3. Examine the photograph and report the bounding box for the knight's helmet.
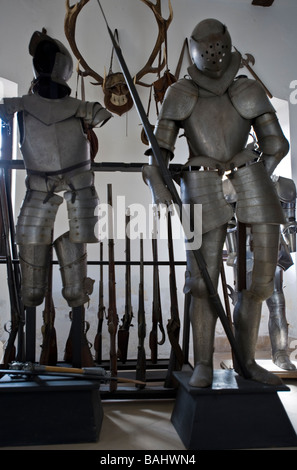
[189,18,232,78]
[29,29,73,94]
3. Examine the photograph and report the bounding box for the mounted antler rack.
[64,0,173,116]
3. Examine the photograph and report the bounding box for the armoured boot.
[267,291,296,371]
[54,231,94,307]
[189,296,217,387]
[18,244,50,306]
[233,289,282,385]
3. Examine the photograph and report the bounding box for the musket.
[149,209,165,364]
[94,241,105,364]
[164,210,184,388]
[107,183,118,391]
[117,209,133,363]
[97,0,250,379]
[135,233,146,388]
[39,235,57,365]
[0,168,24,367]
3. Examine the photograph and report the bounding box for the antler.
[64,0,104,85]
[135,0,173,86]
[64,0,173,87]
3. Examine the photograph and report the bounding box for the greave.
[233,289,282,384]
[18,244,50,306]
[233,289,262,367]
[54,231,94,307]
[189,296,217,387]
[267,291,296,370]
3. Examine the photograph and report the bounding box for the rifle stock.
[107,184,118,391]
[118,209,133,363]
[94,242,105,364]
[64,306,95,367]
[135,234,146,388]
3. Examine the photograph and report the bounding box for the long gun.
[107,183,118,392]
[164,210,184,388]
[0,168,24,367]
[117,209,133,363]
[39,236,57,365]
[135,233,146,388]
[149,210,165,364]
[94,241,105,364]
[97,0,250,379]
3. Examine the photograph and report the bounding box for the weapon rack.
[0,159,200,400]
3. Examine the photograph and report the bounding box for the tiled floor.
[1,353,296,451]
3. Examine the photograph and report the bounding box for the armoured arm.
[143,118,179,205]
[253,112,289,176]
[274,176,297,252]
[76,101,112,128]
[142,78,195,205]
[142,148,172,206]
[0,98,22,123]
[229,77,289,175]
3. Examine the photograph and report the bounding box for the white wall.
[0,0,297,364]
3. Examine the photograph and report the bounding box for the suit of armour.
[143,19,289,387]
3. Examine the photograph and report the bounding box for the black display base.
[0,375,103,447]
[171,369,297,450]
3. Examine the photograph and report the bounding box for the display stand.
[1,160,296,448]
[171,369,297,450]
[0,373,103,446]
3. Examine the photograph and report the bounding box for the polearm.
[1,362,145,386]
[97,0,250,379]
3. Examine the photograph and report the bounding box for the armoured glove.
[142,164,172,206]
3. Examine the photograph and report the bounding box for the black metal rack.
[0,159,191,399]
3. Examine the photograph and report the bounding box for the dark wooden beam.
[252,0,274,6]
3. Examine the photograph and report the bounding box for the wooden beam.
[252,0,274,6]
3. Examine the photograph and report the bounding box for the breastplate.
[20,95,90,173]
[183,91,251,163]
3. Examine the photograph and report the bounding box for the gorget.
[187,50,241,96]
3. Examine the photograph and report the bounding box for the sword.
[96,0,250,380]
